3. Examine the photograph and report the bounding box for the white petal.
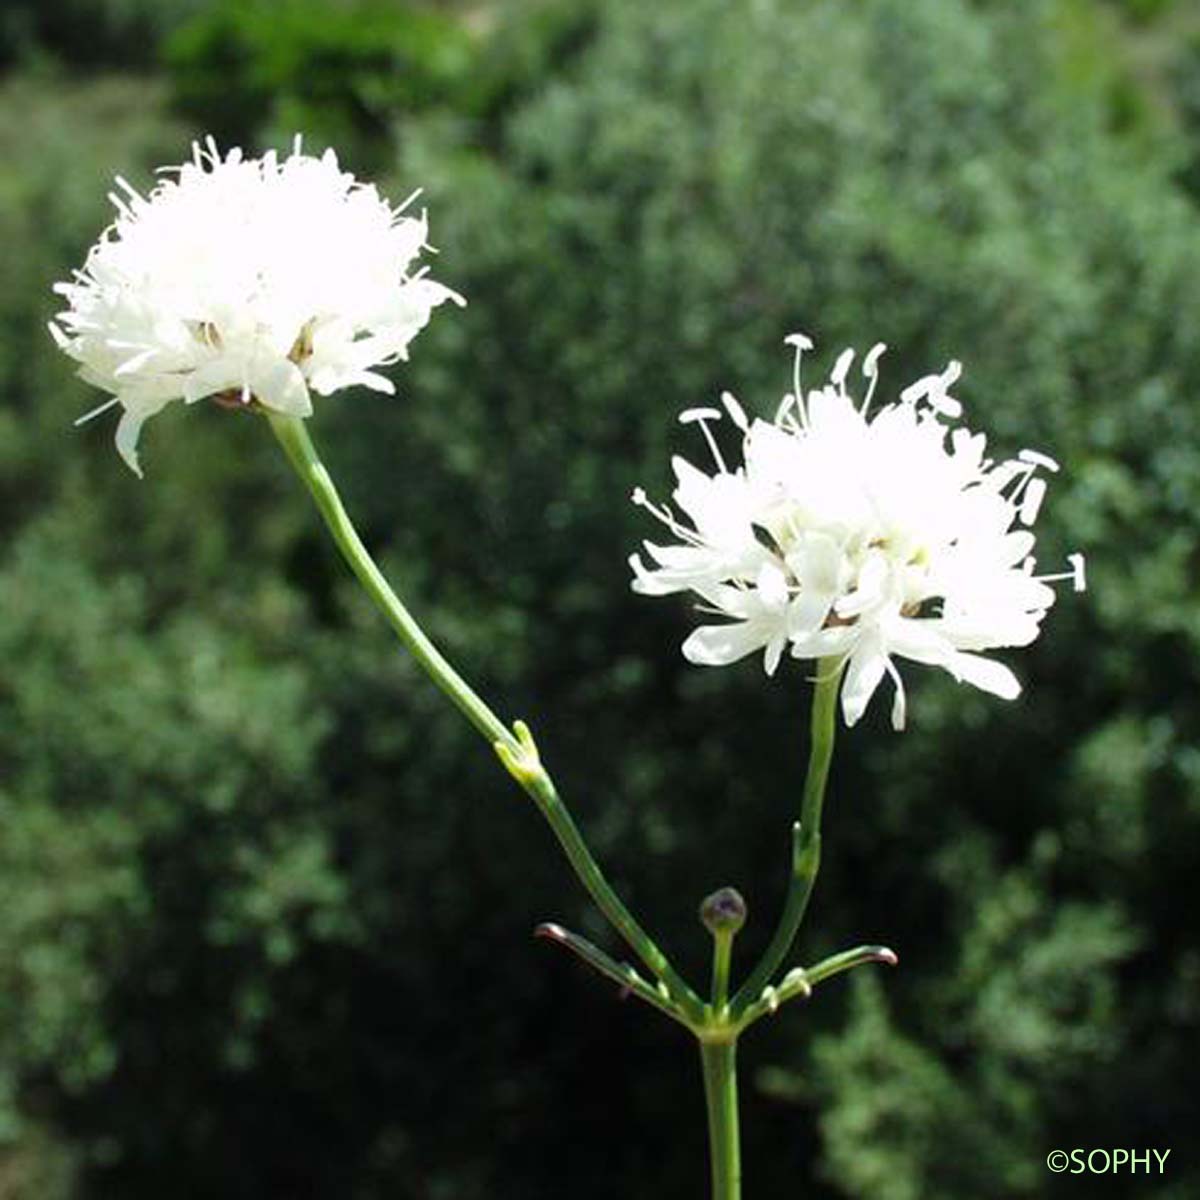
[682,622,772,667]
[1000,531,1036,566]
[250,358,312,417]
[788,587,834,638]
[791,624,857,660]
[756,562,789,609]
[841,642,888,726]
[886,659,907,731]
[887,618,952,666]
[113,396,172,478]
[763,634,786,676]
[115,409,147,478]
[353,370,397,395]
[183,358,242,405]
[948,653,1021,700]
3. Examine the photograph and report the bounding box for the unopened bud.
[699,886,747,937]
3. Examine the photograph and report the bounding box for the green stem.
[711,930,733,1014]
[732,658,842,1013]
[268,412,509,747]
[534,922,694,1026]
[803,943,898,988]
[521,766,705,1020]
[735,944,898,1028]
[700,1039,741,1200]
[267,413,703,1020]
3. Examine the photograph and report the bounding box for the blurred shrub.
[3,0,1200,1198]
[164,0,475,169]
[0,0,204,69]
[1118,0,1178,21]
[163,0,597,172]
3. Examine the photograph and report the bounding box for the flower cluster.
[630,337,1084,729]
[50,137,462,475]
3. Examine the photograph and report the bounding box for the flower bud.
[699,887,747,937]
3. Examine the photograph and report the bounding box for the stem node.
[494,720,543,786]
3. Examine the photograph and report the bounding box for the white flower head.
[50,136,464,476]
[631,336,1086,730]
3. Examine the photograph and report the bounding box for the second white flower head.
[630,337,1085,730]
[51,137,463,475]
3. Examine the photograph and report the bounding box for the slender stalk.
[520,766,705,1020]
[803,943,898,988]
[732,658,842,1012]
[267,413,703,1019]
[268,412,510,747]
[735,945,898,1028]
[534,923,693,1026]
[711,931,733,1014]
[700,1039,741,1200]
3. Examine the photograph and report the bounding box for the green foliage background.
[3,0,1200,1196]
